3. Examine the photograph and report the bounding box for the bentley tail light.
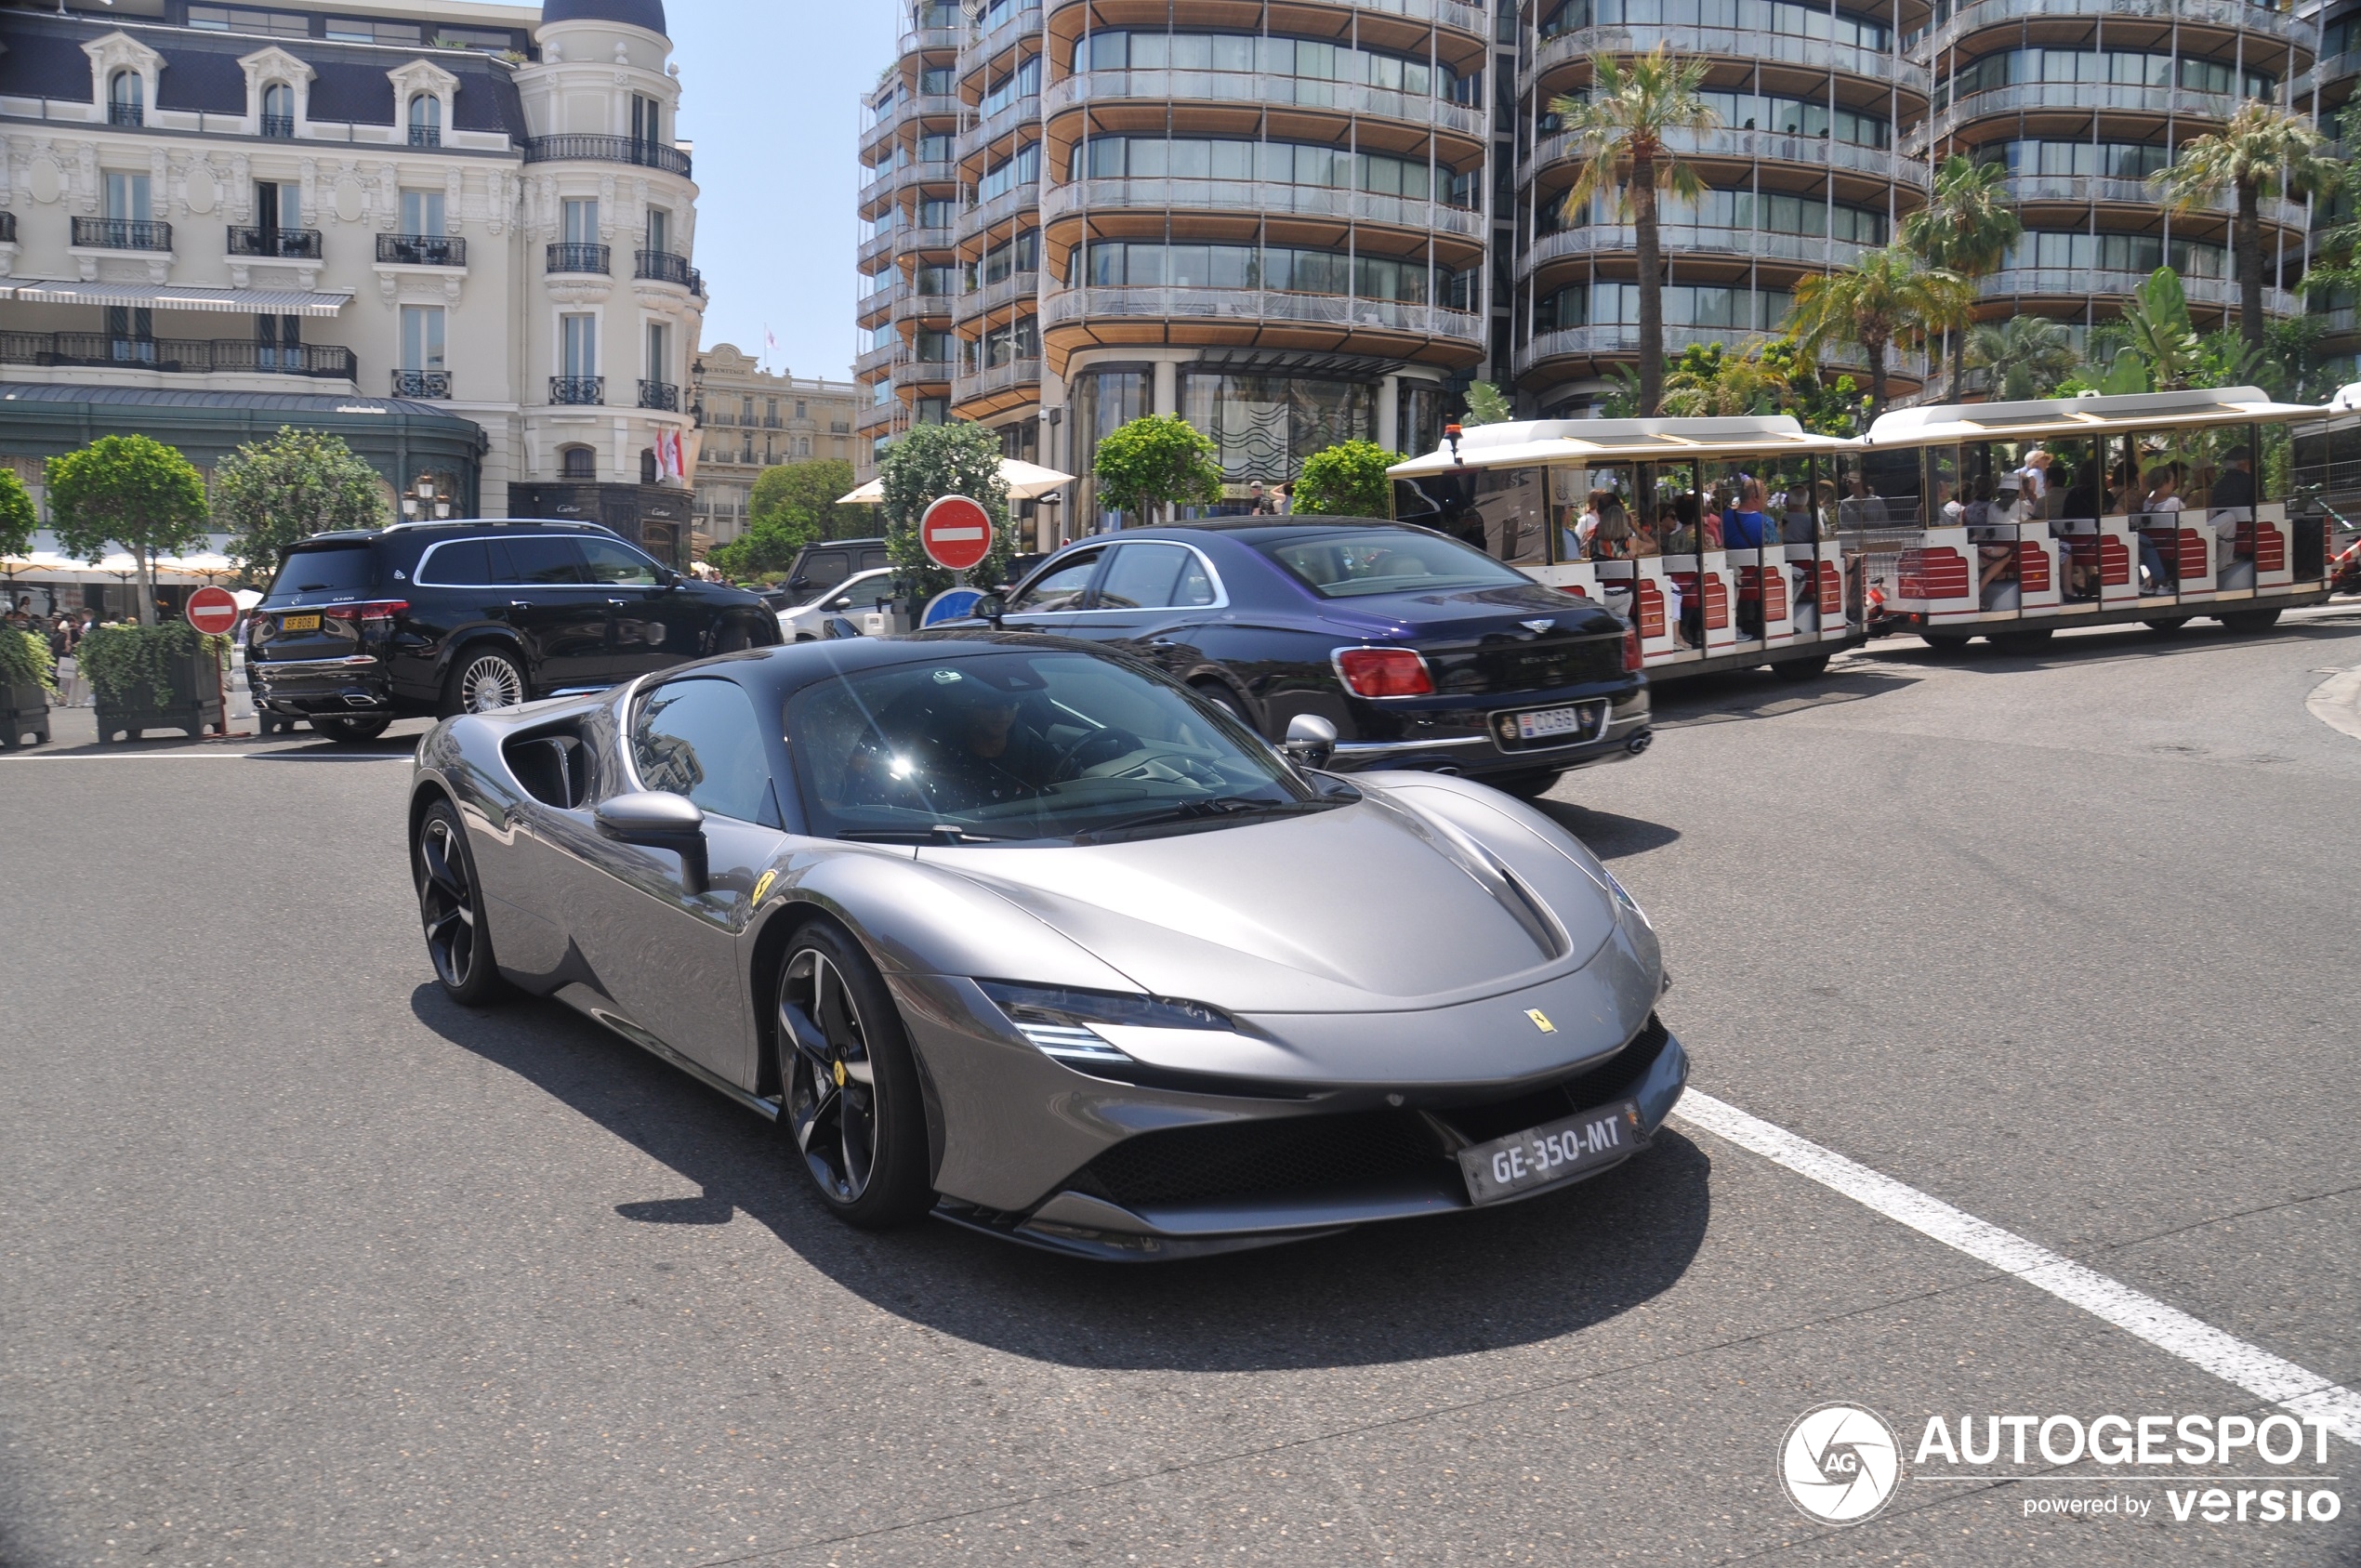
[1333,647,1434,698]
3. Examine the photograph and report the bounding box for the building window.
[798,436,811,457]
[260,83,295,138]
[401,189,446,235]
[562,314,598,377]
[1181,373,1376,484]
[640,448,658,484]
[631,93,664,147]
[741,432,756,463]
[255,312,302,369]
[408,94,442,149]
[562,198,599,246]
[401,305,446,371]
[560,445,596,480]
[190,6,311,37]
[646,207,670,255]
[795,399,807,420]
[646,322,669,385]
[109,72,143,127]
[256,179,300,231]
[104,172,152,224]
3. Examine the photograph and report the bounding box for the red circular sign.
[920,494,995,573]
[186,585,239,636]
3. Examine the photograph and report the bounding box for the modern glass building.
[860,1,2335,535]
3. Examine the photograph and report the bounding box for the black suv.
[250,520,780,741]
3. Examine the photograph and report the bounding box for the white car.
[777,567,898,641]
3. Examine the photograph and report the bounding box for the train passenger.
[2138,467,2183,590]
[1589,498,1635,560]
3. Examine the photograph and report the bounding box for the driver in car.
[885,672,1065,811]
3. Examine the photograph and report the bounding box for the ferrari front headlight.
[977,981,1230,1069]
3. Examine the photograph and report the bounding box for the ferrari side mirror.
[596,791,708,893]
[1281,713,1338,770]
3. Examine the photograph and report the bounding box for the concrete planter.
[92,649,223,744]
[0,679,47,749]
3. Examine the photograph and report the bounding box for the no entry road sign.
[920,494,994,573]
[186,585,239,636]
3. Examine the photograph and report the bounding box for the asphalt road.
[4,611,2359,1567]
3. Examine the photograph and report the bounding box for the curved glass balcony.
[1042,177,1485,239]
[1044,69,1486,141]
[1919,0,2311,60]
[1529,24,1919,95]
[1517,224,1880,281]
[1044,284,1484,346]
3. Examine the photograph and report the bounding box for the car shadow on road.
[412,983,1713,1372]
[1525,800,1681,861]
[1645,665,1921,730]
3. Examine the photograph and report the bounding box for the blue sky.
[671,1,900,386]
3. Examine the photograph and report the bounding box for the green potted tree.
[47,436,222,742]
[877,421,1014,609]
[1092,414,1223,529]
[1290,441,1407,519]
[0,467,45,747]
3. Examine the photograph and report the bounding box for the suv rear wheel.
[442,648,527,717]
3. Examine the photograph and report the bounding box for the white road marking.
[1672,1089,2361,1447]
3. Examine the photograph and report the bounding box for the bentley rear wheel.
[414,800,507,1007]
[775,923,933,1228]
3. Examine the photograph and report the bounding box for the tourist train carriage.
[1859,388,2331,649]
[1390,416,1862,681]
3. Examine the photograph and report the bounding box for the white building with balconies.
[0,0,706,565]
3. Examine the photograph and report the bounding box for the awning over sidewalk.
[0,281,356,318]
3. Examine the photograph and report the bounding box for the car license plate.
[1458,1099,1646,1206]
[281,613,320,632]
[1510,703,1600,743]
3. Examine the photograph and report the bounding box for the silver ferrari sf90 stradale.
[407,633,1686,1259]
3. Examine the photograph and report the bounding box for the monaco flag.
[656,426,685,484]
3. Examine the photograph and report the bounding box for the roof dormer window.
[409,94,442,148]
[109,71,144,127]
[261,83,295,138]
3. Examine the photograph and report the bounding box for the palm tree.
[1548,46,1719,416]
[1965,315,2077,402]
[2153,102,2341,359]
[1784,245,1974,418]
[1899,155,2023,399]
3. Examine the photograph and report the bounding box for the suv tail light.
[323,600,408,628]
[1623,623,1643,673]
[1333,646,1434,698]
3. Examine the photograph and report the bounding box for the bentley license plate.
[1458,1099,1645,1206]
[1511,703,1600,743]
[281,613,320,632]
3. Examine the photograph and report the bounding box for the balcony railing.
[521,135,692,178]
[1528,24,1920,96]
[1045,69,1486,140]
[634,248,695,286]
[955,269,1039,324]
[408,125,441,149]
[1041,177,1484,239]
[261,113,295,138]
[228,225,323,259]
[1513,323,1928,384]
[638,379,680,411]
[392,369,453,399]
[904,358,956,387]
[547,242,612,274]
[1517,223,1880,281]
[1523,126,1920,191]
[549,376,606,405]
[0,331,356,379]
[953,357,1041,404]
[109,101,143,128]
[378,232,467,267]
[1915,0,2310,62]
[72,217,172,252]
[1042,285,1484,344]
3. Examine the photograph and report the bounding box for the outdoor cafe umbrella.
[836,457,1074,506]
[163,550,239,582]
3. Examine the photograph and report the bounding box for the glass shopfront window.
[1180,374,1375,486]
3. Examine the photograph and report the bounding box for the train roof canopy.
[1866,387,2315,447]
[1388,415,1856,477]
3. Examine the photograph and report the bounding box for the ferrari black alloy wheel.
[776,923,932,1227]
[415,800,506,1007]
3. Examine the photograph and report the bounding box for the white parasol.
[837,456,1074,506]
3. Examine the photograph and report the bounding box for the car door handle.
[607,598,629,607]
[508,600,532,613]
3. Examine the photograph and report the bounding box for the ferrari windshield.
[784,649,1327,843]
